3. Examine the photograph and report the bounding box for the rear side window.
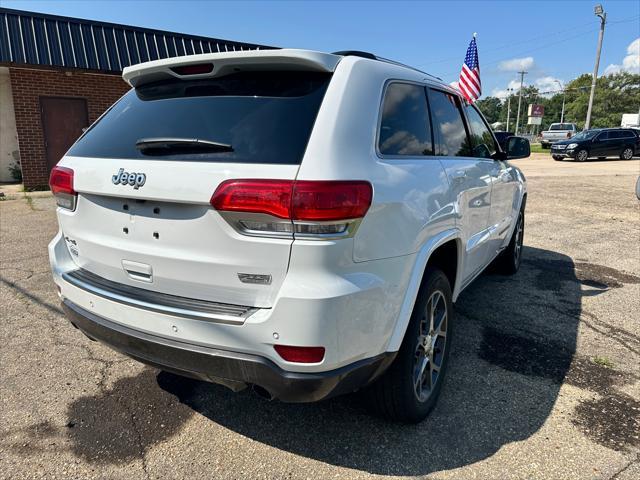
[428,89,472,157]
[550,123,574,131]
[378,83,433,156]
[465,105,497,158]
[607,130,623,139]
[68,71,331,164]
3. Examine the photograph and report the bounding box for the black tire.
[620,146,634,160]
[552,155,563,161]
[367,267,453,423]
[495,208,524,275]
[575,149,589,162]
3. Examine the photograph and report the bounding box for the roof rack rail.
[376,56,443,82]
[332,50,378,60]
[333,50,442,82]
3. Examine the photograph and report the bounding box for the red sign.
[528,104,545,117]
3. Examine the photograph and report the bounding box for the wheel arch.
[385,229,462,352]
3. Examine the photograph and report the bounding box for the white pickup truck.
[540,123,578,148]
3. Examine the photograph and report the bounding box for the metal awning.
[0,7,275,73]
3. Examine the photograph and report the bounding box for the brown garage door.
[41,97,89,172]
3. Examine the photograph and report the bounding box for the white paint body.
[49,49,527,373]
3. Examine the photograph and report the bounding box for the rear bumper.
[62,299,395,402]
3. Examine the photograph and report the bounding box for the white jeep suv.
[49,49,529,423]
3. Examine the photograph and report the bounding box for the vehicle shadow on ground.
[149,245,600,475]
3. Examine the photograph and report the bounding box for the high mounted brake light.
[170,63,214,76]
[210,179,373,238]
[49,166,77,211]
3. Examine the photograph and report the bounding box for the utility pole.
[555,80,566,123]
[505,88,513,131]
[585,4,606,130]
[515,71,527,135]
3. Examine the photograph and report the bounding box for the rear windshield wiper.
[136,137,234,155]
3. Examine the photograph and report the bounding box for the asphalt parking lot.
[1,154,639,479]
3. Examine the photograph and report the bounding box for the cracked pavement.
[0,155,639,479]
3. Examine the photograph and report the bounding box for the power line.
[416,18,600,67]
[429,13,640,79]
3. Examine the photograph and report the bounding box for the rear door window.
[428,89,472,157]
[68,71,331,164]
[378,83,433,156]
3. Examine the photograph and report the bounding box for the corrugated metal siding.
[0,8,273,72]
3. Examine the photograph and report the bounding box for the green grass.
[529,143,548,154]
[23,194,35,211]
[592,356,614,368]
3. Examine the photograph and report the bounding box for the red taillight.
[274,345,325,363]
[210,179,293,219]
[210,179,373,221]
[292,181,372,221]
[49,166,74,195]
[49,166,77,210]
[170,63,214,75]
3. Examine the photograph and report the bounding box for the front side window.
[596,131,610,141]
[465,105,497,159]
[428,89,472,157]
[378,83,433,156]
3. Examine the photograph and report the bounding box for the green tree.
[563,72,639,129]
[475,96,502,124]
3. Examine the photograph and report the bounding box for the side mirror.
[505,136,530,160]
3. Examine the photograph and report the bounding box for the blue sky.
[4,1,640,98]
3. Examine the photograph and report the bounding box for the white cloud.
[498,57,534,71]
[491,76,564,99]
[534,76,564,96]
[604,37,640,75]
[491,80,521,99]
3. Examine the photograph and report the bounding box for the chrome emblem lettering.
[112,168,146,189]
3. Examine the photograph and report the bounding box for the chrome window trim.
[375,79,439,161]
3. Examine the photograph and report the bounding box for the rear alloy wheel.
[367,267,452,423]
[575,149,589,162]
[495,208,524,275]
[621,147,634,160]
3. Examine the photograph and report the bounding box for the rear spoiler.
[122,49,341,88]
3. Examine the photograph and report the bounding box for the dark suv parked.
[551,128,639,161]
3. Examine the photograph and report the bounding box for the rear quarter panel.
[298,58,455,262]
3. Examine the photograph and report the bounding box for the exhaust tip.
[252,384,274,401]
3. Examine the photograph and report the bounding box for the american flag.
[458,36,481,102]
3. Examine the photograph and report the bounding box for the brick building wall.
[9,67,130,188]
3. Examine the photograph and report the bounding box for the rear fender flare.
[385,228,461,352]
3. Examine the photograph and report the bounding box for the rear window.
[68,71,331,164]
[549,123,574,131]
